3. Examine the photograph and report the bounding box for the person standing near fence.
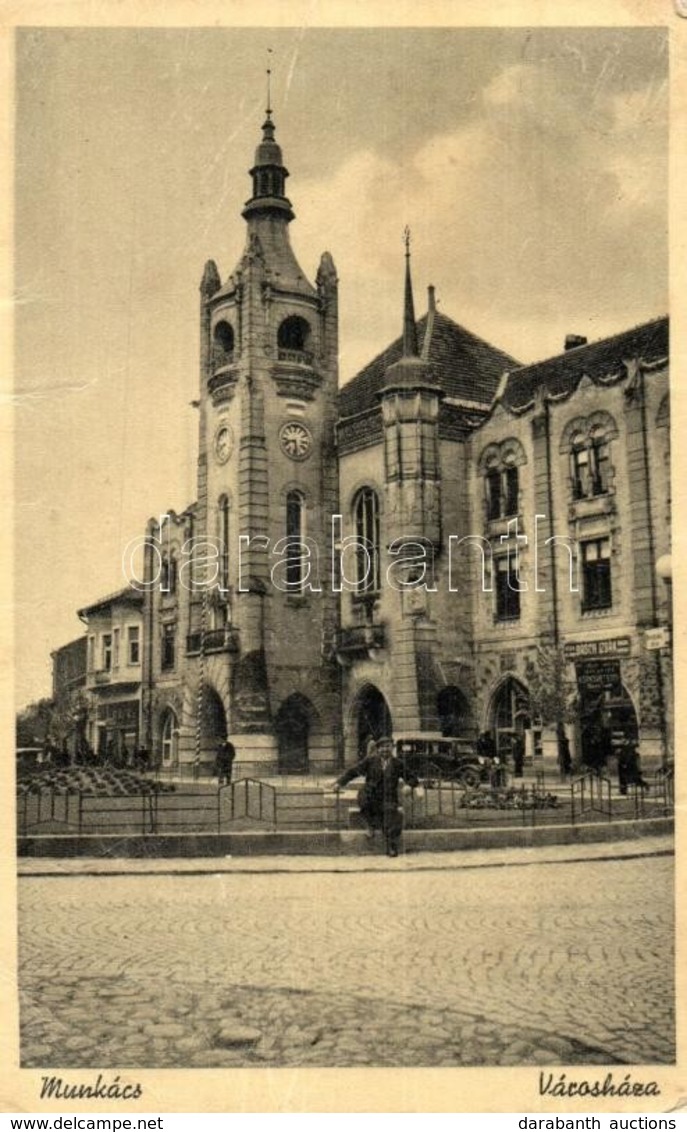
[330,736,419,858]
[215,738,236,786]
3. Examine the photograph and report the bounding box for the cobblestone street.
[18,851,674,1068]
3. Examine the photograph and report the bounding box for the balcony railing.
[277,348,313,366]
[335,623,386,658]
[187,627,240,656]
[94,669,111,684]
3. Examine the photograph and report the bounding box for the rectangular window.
[161,623,176,670]
[494,555,521,621]
[113,628,120,669]
[87,635,95,672]
[128,625,140,666]
[581,538,612,610]
[102,633,112,671]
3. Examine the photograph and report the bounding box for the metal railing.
[18,770,674,839]
[570,771,613,823]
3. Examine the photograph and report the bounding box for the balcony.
[335,623,386,662]
[278,347,313,366]
[93,668,111,684]
[187,627,240,656]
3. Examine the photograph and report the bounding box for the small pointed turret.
[402,227,419,358]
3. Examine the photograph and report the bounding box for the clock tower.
[194,103,341,772]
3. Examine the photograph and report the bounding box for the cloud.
[293,59,667,375]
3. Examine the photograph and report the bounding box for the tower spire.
[266,48,272,118]
[403,226,419,358]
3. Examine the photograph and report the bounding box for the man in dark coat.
[215,738,236,785]
[332,737,419,857]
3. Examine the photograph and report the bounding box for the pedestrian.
[558,731,572,779]
[511,733,525,778]
[215,738,236,786]
[616,737,649,794]
[330,736,419,857]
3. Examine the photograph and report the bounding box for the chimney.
[565,334,587,351]
[428,285,436,312]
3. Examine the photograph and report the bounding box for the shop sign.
[576,659,622,696]
[644,627,669,651]
[564,637,631,660]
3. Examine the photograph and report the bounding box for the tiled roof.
[77,586,144,619]
[338,311,520,419]
[500,317,669,412]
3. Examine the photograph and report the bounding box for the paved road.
[18,853,674,1068]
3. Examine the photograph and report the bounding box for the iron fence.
[17,769,674,839]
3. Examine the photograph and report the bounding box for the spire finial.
[402,226,419,357]
[266,48,273,118]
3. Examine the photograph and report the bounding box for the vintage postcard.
[2,0,685,1116]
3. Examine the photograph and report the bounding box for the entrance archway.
[275,694,313,774]
[489,677,531,757]
[355,685,392,758]
[437,686,471,737]
[199,684,227,764]
[579,682,638,772]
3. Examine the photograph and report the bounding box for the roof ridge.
[508,314,669,377]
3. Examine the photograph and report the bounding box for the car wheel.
[460,766,481,789]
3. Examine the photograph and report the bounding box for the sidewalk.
[18,832,673,877]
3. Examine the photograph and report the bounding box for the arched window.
[160,709,178,766]
[479,440,524,521]
[213,320,234,366]
[218,495,230,593]
[286,490,306,591]
[278,316,312,362]
[561,413,617,500]
[353,487,380,595]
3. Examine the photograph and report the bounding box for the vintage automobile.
[392,733,491,788]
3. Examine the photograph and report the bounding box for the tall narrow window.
[571,437,610,499]
[128,625,140,666]
[485,469,502,520]
[161,623,176,670]
[581,538,612,611]
[102,633,112,672]
[354,487,380,594]
[218,496,230,593]
[494,555,521,621]
[286,490,305,591]
[503,465,519,517]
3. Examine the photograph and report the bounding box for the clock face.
[214,423,234,464]
[279,421,312,461]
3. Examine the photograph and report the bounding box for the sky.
[13,25,668,709]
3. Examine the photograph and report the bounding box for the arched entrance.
[160,708,179,767]
[275,694,313,774]
[489,677,531,757]
[199,685,227,764]
[580,683,638,773]
[437,686,471,737]
[355,685,392,758]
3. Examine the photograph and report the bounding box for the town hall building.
[67,105,672,779]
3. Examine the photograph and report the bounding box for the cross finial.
[404,225,411,257]
[266,48,273,118]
